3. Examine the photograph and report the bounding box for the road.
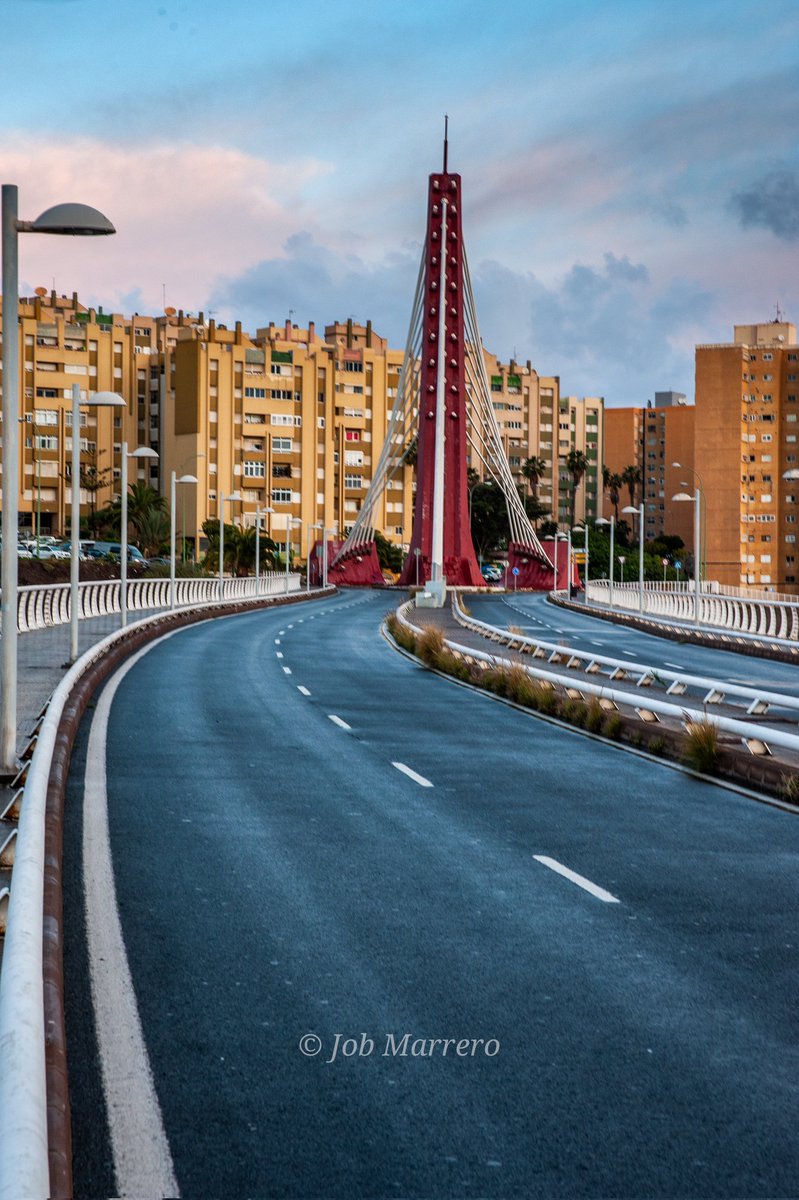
[485,591,799,696]
[63,589,799,1199]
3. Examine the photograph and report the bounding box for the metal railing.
[585,581,799,641]
[7,572,299,634]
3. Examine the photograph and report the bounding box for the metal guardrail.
[586,581,799,641]
[0,575,305,1200]
[8,572,298,633]
[394,599,799,757]
[451,594,799,721]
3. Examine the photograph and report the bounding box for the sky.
[2,0,798,406]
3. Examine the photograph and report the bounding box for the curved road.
[63,590,799,1198]
[485,591,799,696]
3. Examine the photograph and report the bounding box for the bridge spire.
[443,114,448,173]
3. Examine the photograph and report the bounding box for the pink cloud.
[1,135,331,314]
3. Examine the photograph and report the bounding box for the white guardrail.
[586,580,799,642]
[451,594,799,721]
[7,571,298,633]
[0,574,303,1200]
[394,600,799,757]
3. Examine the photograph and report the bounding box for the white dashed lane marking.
[392,762,433,788]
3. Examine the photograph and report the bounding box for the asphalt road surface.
[488,591,799,696]
[63,589,799,1199]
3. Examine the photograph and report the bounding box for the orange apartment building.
[602,392,695,554]
[696,319,799,593]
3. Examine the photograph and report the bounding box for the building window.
[271,388,293,400]
[244,412,265,424]
[272,464,291,478]
[243,461,265,478]
[271,488,292,503]
[271,437,292,452]
[343,360,363,373]
[244,387,266,399]
[344,474,363,489]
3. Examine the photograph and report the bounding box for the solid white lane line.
[664,662,684,670]
[274,639,281,645]
[83,640,180,1199]
[275,651,284,659]
[282,666,292,675]
[297,686,311,696]
[533,856,620,904]
[392,762,434,788]
[328,715,352,731]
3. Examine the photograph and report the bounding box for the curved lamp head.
[671,492,693,502]
[622,505,639,515]
[595,517,611,526]
[28,202,115,236]
[88,390,126,408]
[176,474,198,484]
[783,469,799,481]
[129,446,159,459]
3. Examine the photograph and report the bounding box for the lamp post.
[218,490,241,601]
[121,442,159,628]
[622,502,644,614]
[170,472,198,610]
[177,452,205,562]
[414,546,421,587]
[595,516,615,609]
[573,524,589,602]
[285,515,301,593]
[672,461,705,585]
[618,555,626,585]
[254,506,274,596]
[672,489,701,623]
[1,186,115,774]
[69,388,125,662]
[552,532,567,594]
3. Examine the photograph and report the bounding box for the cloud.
[730,169,799,240]
[209,232,422,340]
[2,134,331,315]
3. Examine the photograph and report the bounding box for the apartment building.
[1,291,602,559]
[556,395,604,528]
[602,393,695,552]
[696,319,799,592]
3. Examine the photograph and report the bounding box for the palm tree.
[622,464,642,510]
[602,466,623,524]
[521,455,547,500]
[135,508,170,559]
[108,481,168,548]
[565,449,589,532]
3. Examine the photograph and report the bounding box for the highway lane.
[483,591,799,696]
[63,589,799,1198]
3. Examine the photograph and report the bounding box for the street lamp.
[618,555,626,585]
[170,472,197,610]
[70,388,125,662]
[552,532,566,594]
[255,505,274,596]
[672,489,701,624]
[178,452,205,562]
[573,524,589,603]
[1,185,115,774]
[218,490,241,600]
[285,515,302,594]
[595,516,615,609]
[622,502,644,614]
[121,442,159,628]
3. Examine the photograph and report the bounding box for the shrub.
[416,626,445,666]
[385,611,417,653]
[778,774,799,805]
[585,699,604,733]
[605,713,623,740]
[649,736,666,757]
[683,719,719,774]
[504,664,539,707]
[532,683,558,715]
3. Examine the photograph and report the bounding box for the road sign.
[675,560,682,569]
[511,567,520,576]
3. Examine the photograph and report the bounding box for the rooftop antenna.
[775,302,783,322]
[443,114,449,173]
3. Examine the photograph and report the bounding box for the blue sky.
[3,0,798,404]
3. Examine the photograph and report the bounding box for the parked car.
[481,564,503,582]
[92,542,147,565]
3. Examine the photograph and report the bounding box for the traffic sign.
[511,567,520,576]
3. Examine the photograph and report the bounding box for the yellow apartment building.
[557,395,604,528]
[696,319,799,593]
[1,290,603,560]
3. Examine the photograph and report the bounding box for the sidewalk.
[11,610,161,759]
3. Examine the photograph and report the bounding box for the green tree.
[79,452,112,539]
[107,481,168,548]
[565,449,589,532]
[135,508,170,558]
[521,455,549,529]
[469,480,509,562]
[374,529,404,573]
[602,466,623,524]
[622,464,642,509]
